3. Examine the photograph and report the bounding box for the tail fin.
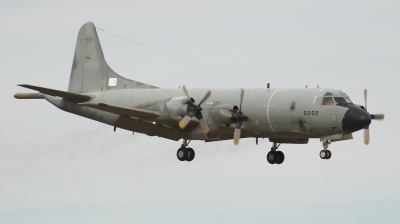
[68,22,158,93]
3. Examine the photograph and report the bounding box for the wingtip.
[234,139,239,145]
[364,140,370,145]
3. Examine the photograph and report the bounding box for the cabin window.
[322,97,334,105]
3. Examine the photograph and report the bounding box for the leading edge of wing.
[79,103,160,119]
[18,84,91,101]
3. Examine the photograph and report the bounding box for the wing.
[79,103,160,119]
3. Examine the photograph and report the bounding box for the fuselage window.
[322,97,334,105]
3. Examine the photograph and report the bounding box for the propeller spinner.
[178,85,211,134]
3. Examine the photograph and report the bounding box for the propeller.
[178,85,211,134]
[363,89,384,145]
[220,89,259,145]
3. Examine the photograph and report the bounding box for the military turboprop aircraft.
[14,22,384,164]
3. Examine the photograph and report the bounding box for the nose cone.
[342,106,371,133]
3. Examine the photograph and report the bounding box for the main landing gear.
[320,140,332,160]
[177,139,195,162]
[267,142,285,164]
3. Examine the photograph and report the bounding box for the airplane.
[14,22,384,164]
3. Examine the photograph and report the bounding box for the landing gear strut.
[177,139,195,162]
[267,142,285,164]
[320,140,332,160]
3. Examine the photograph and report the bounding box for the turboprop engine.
[165,96,191,121]
[209,104,238,128]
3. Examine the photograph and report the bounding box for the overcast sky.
[1,1,400,223]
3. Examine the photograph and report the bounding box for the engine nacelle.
[209,104,238,127]
[165,96,190,121]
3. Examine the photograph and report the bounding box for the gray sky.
[1,1,400,223]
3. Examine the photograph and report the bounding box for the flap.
[18,84,91,101]
[79,103,160,119]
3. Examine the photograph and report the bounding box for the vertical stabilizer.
[68,22,158,93]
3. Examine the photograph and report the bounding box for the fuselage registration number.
[304,111,318,115]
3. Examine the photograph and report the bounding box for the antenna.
[267,83,270,89]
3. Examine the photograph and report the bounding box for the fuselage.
[43,87,370,142]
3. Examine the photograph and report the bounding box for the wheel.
[177,148,188,161]
[320,150,326,159]
[267,151,276,164]
[186,148,195,162]
[326,150,331,159]
[276,151,285,164]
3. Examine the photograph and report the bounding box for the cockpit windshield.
[322,96,353,106]
[334,97,353,105]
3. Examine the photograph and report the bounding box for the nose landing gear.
[267,142,285,164]
[177,140,195,162]
[320,140,332,160]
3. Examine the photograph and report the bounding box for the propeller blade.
[179,115,191,129]
[233,128,241,145]
[364,127,370,145]
[247,117,259,126]
[182,85,190,99]
[220,108,232,118]
[371,113,385,120]
[364,89,368,111]
[198,117,210,134]
[239,89,244,111]
[198,90,212,107]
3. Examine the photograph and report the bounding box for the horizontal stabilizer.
[18,84,91,101]
[79,103,160,119]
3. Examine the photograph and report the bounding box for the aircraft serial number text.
[304,111,318,115]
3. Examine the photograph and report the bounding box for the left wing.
[79,103,160,119]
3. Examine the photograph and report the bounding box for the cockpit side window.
[322,97,334,105]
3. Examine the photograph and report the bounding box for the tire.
[276,151,285,164]
[326,150,331,159]
[267,151,276,164]
[177,148,188,161]
[320,150,326,159]
[186,148,195,162]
